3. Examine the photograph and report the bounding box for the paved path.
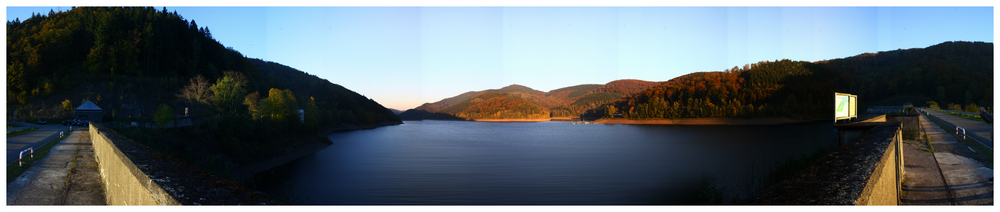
[900,135,950,205]
[919,108,993,149]
[901,113,993,205]
[6,123,73,165]
[7,128,105,205]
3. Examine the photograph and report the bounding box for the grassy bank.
[7,129,72,182]
[6,128,39,138]
[925,108,985,122]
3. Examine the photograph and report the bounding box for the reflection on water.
[254,120,835,205]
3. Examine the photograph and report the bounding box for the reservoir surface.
[256,120,836,204]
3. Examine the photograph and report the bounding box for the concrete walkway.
[901,113,993,205]
[7,128,105,205]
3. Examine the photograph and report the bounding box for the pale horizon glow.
[5,6,994,110]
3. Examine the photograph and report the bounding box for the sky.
[4,4,996,110]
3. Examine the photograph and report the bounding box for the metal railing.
[19,147,33,167]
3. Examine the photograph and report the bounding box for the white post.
[962,128,965,140]
[956,126,967,140]
[18,148,33,167]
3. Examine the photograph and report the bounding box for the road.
[926,108,985,117]
[918,108,993,149]
[6,122,74,165]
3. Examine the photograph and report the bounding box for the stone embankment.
[752,111,993,205]
[752,115,906,205]
[90,123,275,205]
[85,120,403,205]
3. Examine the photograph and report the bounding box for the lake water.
[254,120,837,205]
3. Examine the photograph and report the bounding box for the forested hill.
[7,7,403,182]
[592,79,663,96]
[7,7,399,126]
[410,84,545,113]
[550,79,661,117]
[599,61,835,119]
[403,84,551,120]
[819,41,993,110]
[8,7,264,105]
[400,80,661,120]
[596,41,992,120]
[439,92,550,119]
[249,59,400,125]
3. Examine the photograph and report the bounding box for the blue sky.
[5,6,995,110]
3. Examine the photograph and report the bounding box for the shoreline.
[240,120,403,180]
[471,118,552,122]
[591,117,828,125]
[406,117,830,125]
[324,120,404,133]
[549,117,581,121]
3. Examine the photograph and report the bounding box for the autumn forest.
[403,41,992,121]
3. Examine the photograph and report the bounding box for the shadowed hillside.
[820,41,993,110]
[6,7,401,182]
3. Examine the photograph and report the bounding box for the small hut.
[75,100,103,122]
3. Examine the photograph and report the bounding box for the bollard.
[956,126,966,140]
[19,148,33,167]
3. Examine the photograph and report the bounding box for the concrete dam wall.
[89,123,274,205]
[753,115,909,205]
[90,123,180,205]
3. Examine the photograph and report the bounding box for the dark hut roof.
[76,100,102,111]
